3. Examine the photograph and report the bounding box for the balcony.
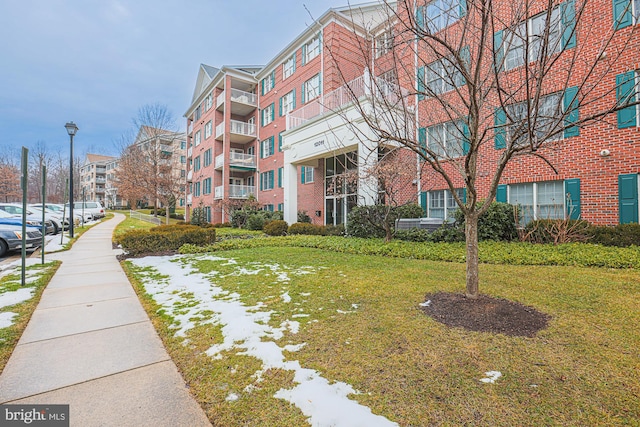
[215,120,257,144]
[186,194,192,205]
[216,88,258,116]
[214,152,257,171]
[187,147,193,157]
[286,73,409,131]
[214,185,256,200]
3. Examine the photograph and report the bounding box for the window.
[417,0,465,33]
[279,90,296,116]
[278,167,284,187]
[204,206,211,222]
[283,53,296,79]
[419,120,467,159]
[616,71,639,128]
[417,48,467,99]
[497,180,579,224]
[180,155,186,164]
[261,103,275,126]
[260,170,275,191]
[301,166,314,183]
[263,204,275,212]
[205,93,213,111]
[278,203,284,211]
[261,136,275,158]
[303,35,320,64]
[376,30,393,57]
[261,70,275,95]
[302,74,321,103]
[180,141,186,150]
[181,169,186,177]
[505,92,562,146]
[203,178,212,195]
[194,181,201,197]
[613,0,640,29]
[204,121,212,139]
[194,105,202,121]
[423,188,465,219]
[194,130,201,146]
[498,0,575,72]
[194,156,201,172]
[203,149,212,167]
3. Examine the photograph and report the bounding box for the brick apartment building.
[80,154,116,205]
[185,0,639,226]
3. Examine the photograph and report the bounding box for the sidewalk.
[0,213,211,426]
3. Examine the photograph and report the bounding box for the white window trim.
[505,180,567,223]
[305,36,320,62]
[283,54,295,80]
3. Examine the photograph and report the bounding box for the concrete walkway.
[0,213,211,426]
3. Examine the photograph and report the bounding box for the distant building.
[79,153,116,204]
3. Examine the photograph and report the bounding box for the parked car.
[0,222,42,257]
[65,201,105,220]
[39,203,92,224]
[28,205,69,232]
[0,204,56,235]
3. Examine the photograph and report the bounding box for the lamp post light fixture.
[65,121,79,237]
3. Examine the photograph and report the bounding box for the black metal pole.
[20,147,28,286]
[41,165,46,264]
[69,133,74,238]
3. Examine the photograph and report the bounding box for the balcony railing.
[216,120,257,139]
[186,194,193,204]
[214,184,256,200]
[230,88,257,105]
[215,152,257,169]
[286,73,409,130]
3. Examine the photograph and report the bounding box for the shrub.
[213,222,232,228]
[395,228,433,242]
[588,223,640,247]
[297,211,312,223]
[264,220,288,236]
[324,224,345,236]
[246,213,266,231]
[288,222,326,235]
[116,224,216,256]
[347,203,423,239]
[190,207,208,226]
[523,219,591,244]
[446,202,518,242]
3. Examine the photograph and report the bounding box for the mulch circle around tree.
[420,292,550,338]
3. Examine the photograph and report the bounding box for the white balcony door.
[230,177,243,186]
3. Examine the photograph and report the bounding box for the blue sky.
[0,0,335,159]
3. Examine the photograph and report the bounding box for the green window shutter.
[616,72,637,128]
[301,83,306,104]
[293,88,297,108]
[279,97,283,116]
[269,136,274,155]
[564,86,580,137]
[261,110,265,127]
[292,51,297,72]
[496,184,507,203]
[416,5,424,29]
[417,67,425,101]
[270,103,275,122]
[278,167,283,187]
[260,173,264,191]
[565,179,581,219]
[301,166,306,184]
[269,171,274,189]
[619,174,639,223]
[462,121,470,154]
[301,44,307,65]
[561,0,576,49]
[261,79,265,96]
[418,127,427,159]
[271,70,276,88]
[459,0,467,17]
[462,188,467,204]
[420,191,427,215]
[494,30,504,72]
[494,108,506,149]
[318,73,322,95]
[278,133,283,151]
[260,140,264,158]
[613,0,632,30]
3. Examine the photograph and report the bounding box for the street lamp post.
[65,121,79,237]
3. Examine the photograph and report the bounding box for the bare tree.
[0,150,21,203]
[116,104,184,224]
[325,0,639,298]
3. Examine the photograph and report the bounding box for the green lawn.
[123,244,640,426]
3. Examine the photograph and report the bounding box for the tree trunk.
[465,212,479,299]
[165,205,170,225]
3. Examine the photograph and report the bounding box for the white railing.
[287,74,408,130]
[229,184,255,199]
[230,88,257,105]
[215,154,224,169]
[187,147,193,157]
[214,186,224,199]
[186,194,192,204]
[216,92,225,108]
[230,152,256,168]
[229,120,256,137]
[129,210,161,225]
[215,122,225,138]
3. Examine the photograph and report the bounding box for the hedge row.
[179,235,640,269]
[116,224,216,256]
